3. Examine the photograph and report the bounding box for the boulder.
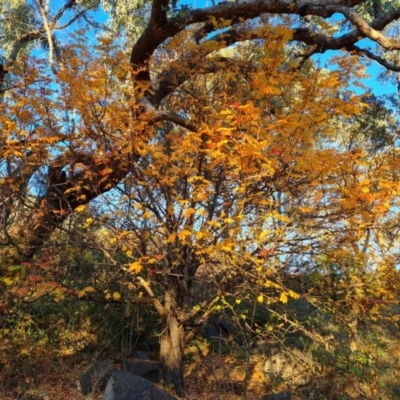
[122,359,161,383]
[80,359,116,395]
[132,350,150,360]
[262,392,291,400]
[200,319,233,340]
[201,324,224,339]
[103,370,175,400]
[262,347,314,387]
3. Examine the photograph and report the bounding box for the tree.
[2,0,400,394]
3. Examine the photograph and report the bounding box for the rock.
[103,370,175,400]
[132,350,150,360]
[262,347,314,387]
[80,359,116,395]
[261,392,291,400]
[201,324,223,339]
[201,319,233,340]
[216,319,233,335]
[122,359,161,383]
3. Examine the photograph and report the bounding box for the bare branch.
[350,45,400,71]
[142,98,199,131]
[53,6,96,31]
[37,0,55,69]
[50,0,78,24]
[184,295,221,344]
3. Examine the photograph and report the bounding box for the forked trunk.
[159,288,184,395]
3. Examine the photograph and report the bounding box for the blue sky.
[314,49,398,97]
[363,63,397,96]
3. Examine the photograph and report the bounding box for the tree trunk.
[159,286,185,395]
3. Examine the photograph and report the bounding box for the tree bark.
[159,285,185,395]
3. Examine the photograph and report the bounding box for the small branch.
[53,7,95,31]
[350,45,400,72]
[184,295,221,343]
[142,98,199,131]
[137,276,156,297]
[51,0,77,24]
[183,294,221,324]
[57,283,165,316]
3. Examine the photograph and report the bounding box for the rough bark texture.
[159,286,185,394]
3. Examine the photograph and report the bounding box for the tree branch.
[350,45,400,71]
[142,98,199,131]
[339,6,400,50]
[184,295,221,343]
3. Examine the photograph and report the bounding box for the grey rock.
[201,324,228,340]
[122,359,161,383]
[132,350,150,360]
[80,359,116,395]
[103,370,175,400]
[216,319,233,335]
[262,392,291,400]
[262,347,314,386]
[201,319,233,340]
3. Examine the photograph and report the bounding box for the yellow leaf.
[129,262,142,274]
[3,277,14,286]
[77,290,86,298]
[143,210,152,219]
[350,341,358,352]
[126,250,133,257]
[279,292,288,304]
[183,208,196,218]
[75,205,86,212]
[259,230,270,241]
[235,299,241,304]
[196,231,204,240]
[178,230,191,241]
[257,295,264,303]
[113,292,121,300]
[167,233,176,243]
[83,286,95,293]
[83,217,93,228]
[221,242,232,252]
